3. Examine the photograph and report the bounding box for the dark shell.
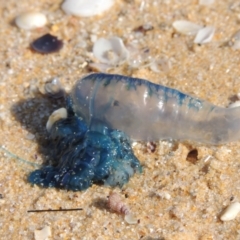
[31,33,63,54]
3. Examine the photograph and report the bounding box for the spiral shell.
[108,192,130,215]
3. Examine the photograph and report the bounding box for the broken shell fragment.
[220,202,240,221]
[62,0,115,17]
[172,20,203,35]
[44,78,65,98]
[34,225,51,240]
[93,37,129,65]
[230,30,240,50]
[199,0,215,5]
[194,26,215,44]
[46,108,68,132]
[228,101,240,108]
[15,12,47,30]
[124,213,138,225]
[31,34,63,54]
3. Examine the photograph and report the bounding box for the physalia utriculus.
[28,73,239,191]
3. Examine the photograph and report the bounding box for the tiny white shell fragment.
[44,78,64,98]
[26,133,35,140]
[172,20,203,35]
[228,101,240,108]
[150,58,170,73]
[62,0,115,17]
[231,30,240,50]
[194,26,215,44]
[199,0,215,5]
[34,225,51,240]
[46,108,68,132]
[220,202,240,221]
[93,37,129,65]
[15,12,47,30]
[124,213,138,224]
[88,62,111,73]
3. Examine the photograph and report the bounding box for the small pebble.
[31,34,63,54]
[220,202,240,221]
[15,12,47,30]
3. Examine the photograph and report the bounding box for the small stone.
[15,12,47,30]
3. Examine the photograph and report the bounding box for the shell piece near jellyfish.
[92,37,129,66]
[46,108,68,132]
[62,0,116,17]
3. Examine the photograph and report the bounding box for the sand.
[1,0,240,239]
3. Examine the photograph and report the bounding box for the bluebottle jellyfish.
[29,73,239,191]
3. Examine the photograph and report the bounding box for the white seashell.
[220,202,240,221]
[194,26,215,44]
[15,12,47,30]
[93,37,129,65]
[231,30,240,50]
[34,225,51,240]
[62,0,115,17]
[46,108,68,132]
[232,41,240,50]
[228,101,240,108]
[124,213,138,224]
[199,0,215,5]
[88,62,111,72]
[44,78,64,98]
[172,20,203,35]
[150,58,171,73]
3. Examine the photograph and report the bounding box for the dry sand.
[0,0,240,239]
